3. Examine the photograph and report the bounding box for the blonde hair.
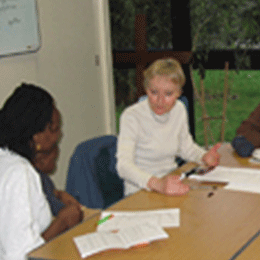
[143,58,186,89]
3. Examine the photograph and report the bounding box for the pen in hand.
[179,167,198,181]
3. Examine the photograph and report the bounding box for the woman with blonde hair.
[117,58,221,196]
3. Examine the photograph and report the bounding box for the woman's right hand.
[148,175,190,196]
[57,204,83,229]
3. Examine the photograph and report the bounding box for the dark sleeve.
[231,135,255,157]
[236,104,260,147]
[39,171,65,216]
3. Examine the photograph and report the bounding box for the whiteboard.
[0,0,40,57]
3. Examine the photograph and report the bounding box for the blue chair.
[66,135,124,209]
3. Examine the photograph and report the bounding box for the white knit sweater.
[116,99,206,196]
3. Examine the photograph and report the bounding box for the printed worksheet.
[190,166,260,193]
[74,223,169,258]
[97,208,180,231]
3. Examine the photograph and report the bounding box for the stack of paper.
[74,223,169,258]
[74,208,180,258]
[190,166,260,193]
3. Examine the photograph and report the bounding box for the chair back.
[66,135,124,209]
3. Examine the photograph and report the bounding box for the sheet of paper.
[225,182,260,193]
[118,223,169,248]
[74,223,169,258]
[249,157,260,164]
[74,231,123,258]
[190,166,260,193]
[97,208,180,231]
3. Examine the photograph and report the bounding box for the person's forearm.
[147,175,190,196]
[237,122,260,147]
[147,176,163,193]
[55,189,80,205]
[117,157,153,190]
[41,217,67,242]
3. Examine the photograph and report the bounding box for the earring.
[36,144,41,151]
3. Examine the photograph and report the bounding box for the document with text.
[97,208,180,231]
[74,223,169,258]
[190,166,260,193]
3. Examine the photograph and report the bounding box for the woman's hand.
[202,143,222,168]
[148,175,190,196]
[42,203,83,241]
[57,204,83,228]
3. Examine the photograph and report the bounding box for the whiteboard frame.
[0,0,41,58]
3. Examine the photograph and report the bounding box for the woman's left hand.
[202,143,222,168]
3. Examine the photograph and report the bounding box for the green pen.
[97,214,114,225]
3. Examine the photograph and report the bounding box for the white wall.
[0,0,116,189]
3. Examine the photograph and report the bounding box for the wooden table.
[235,232,260,260]
[218,144,260,260]
[218,142,260,168]
[28,143,260,260]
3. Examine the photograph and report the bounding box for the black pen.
[180,167,199,181]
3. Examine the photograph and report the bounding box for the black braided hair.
[0,83,54,161]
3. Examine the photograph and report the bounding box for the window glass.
[190,0,260,51]
[109,0,173,51]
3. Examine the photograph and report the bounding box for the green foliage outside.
[109,0,173,108]
[193,69,260,146]
[188,0,260,146]
[190,0,260,52]
[109,0,172,50]
[111,0,260,146]
[190,0,260,82]
[116,69,260,147]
